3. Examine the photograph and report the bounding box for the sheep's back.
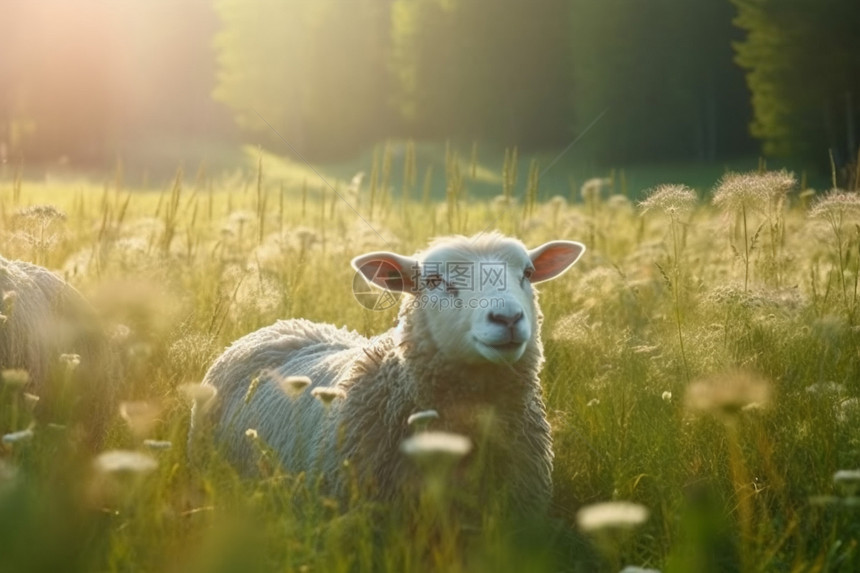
[0,256,118,445]
[201,318,369,474]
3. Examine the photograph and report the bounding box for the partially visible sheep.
[195,232,585,514]
[0,256,119,446]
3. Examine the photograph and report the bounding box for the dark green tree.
[732,0,860,166]
[391,0,573,148]
[570,0,752,165]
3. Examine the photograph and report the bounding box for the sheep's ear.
[528,241,585,283]
[351,251,419,293]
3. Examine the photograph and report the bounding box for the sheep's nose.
[488,309,524,328]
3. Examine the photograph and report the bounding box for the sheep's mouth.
[474,337,526,355]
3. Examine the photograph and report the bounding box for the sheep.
[0,255,118,447]
[195,232,585,514]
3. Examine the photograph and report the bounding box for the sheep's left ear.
[351,251,420,293]
[528,241,586,283]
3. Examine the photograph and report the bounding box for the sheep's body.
[0,256,117,445]
[198,233,584,513]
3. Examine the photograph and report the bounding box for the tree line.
[1,0,857,173]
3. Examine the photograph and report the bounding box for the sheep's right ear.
[351,252,419,293]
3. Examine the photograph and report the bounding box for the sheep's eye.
[523,267,535,281]
[425,274,443,290]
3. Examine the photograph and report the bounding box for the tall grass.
[1,151,860,572]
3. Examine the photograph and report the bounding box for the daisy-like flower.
[1,369,30,389]
[93,450,158,475]
[142,440,172,451]
[119,401,161,438]
[661,391,672,403]
[245,428,259,440]
[684,370,771,421]
[2,428,34,444]
[834,469,860,496]
[407,409,439,431]
[576,501,650,533]
[639,184,697,218]
[400,431,472,469]
[311,386,346,407]
[277,375,312,399]
[178,382,217,405]
[59,353,81,371]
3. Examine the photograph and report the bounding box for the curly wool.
[0,256,118,446]
[199,318,552,514]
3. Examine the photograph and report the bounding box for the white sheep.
[195,232,585,514]
[0,256,118,446]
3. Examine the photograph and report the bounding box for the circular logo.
[352,259,402,311]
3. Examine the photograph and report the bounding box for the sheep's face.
[352,234,585,365]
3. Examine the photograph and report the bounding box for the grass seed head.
[639,184,697,218]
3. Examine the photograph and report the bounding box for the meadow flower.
[245,428,258,440]
[22,393,40,411]
[808,190,860,222]
[638,184,697,218]
[1,368,30,389]
[59,353,81,371]
[661,391,672,402]
[2,428,34,444]
[142,439,172,451]
[805,382,845,396]
[14,204,68,223]
[407,409,439,431]
[93,450,158,475]
[311,386,346,407]
[277,375,312,399]
[587,398,600,407]
[581,177,610,202]
[576,501,650,532]
[833,469,860,496]
[684,370,771,420]
[400,431,472,468]
[619,567,661,573]
[712,172,768,214]
[119,401,161,438]
[178,382,217,405]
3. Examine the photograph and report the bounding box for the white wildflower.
[118,401,161,438]
[400,431,472,468]
[1,368,30,389]
[407,409,439,431]
[142,440,172,451]
[311,386,346,407]
[834,470,860,496]
[93,450,158,475]
[2,428,34,444]
[576,501,650,532]
[277,375,312,399]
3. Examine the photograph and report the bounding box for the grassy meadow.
[1,146,860,573]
